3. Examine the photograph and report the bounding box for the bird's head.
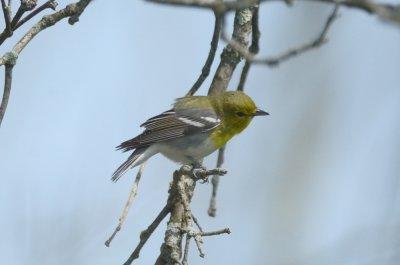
[218,91,268,133]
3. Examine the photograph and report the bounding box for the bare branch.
[208,146,225,217]
[0,0,12,37]
[185,227,231,258]
[146,0,400,26]
[0,59,14,127]
[191,213,203,232]
[146,0,260,12]
[10,0,38,29]
[123,204,171,265]
[253,4,339,66]
[105,163,146,247]
[14,0,58,30]
[312,0,400,25]
[0,0,92,127]
[186,12,222,96]
[220,4,339,67]
[192,233,205,258]
[201,228,231,237]
[12,0,91,55]
[0,0,91,63]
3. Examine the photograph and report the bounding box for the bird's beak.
[253,108,269,116]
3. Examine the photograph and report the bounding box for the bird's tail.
[111,146,156,182]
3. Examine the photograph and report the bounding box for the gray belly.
[154,133,217,164]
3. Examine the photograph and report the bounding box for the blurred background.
[1,0,400,264]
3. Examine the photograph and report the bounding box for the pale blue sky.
[1,1,400,265]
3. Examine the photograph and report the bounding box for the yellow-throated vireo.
[112,91,268,181]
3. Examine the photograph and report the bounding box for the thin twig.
[193,233,205,258]
[191,213,203,232]
[221,4,340,67]
[105,163,146,247]
[0,63,14,127]
[208,146,225,217]
[253,4,340,66]
[237,4,260,91]
[13,0,58,30]
[185,227,231,258]
[186,12,221,96]
[123,204,170,265]
[146,0,261,12]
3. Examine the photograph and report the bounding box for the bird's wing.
[117,108,220,152]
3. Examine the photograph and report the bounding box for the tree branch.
[152,166,228,265]
[154,166,196,265]
[123,204,171,265]
[310,0,400,25]
[209,6,254,94]
[237,4,260,91]
[146,0,400,26]
[220,4,339,67]
[0,0,12,39]
[207,146,225,217]
[0,0,92,127]
[105,163,146,247]
[252,4,340,67]
[186,12,221,96]
[0,60,14,127]
[13,0,58,30]
[10,0,38,29]
[146,0,260,12]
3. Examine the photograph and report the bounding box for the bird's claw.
[192,167,207,182]
[192,167,227,183]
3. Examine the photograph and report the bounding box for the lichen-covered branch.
[150,166,227,265]
[208,6,254,94]
[237,4,260,91]
[155,166,196,265]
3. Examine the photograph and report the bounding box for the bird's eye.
[236,111,245,117]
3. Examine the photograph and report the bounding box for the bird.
[111,90,268,182]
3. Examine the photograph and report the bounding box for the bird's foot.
[192,167,227,183]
